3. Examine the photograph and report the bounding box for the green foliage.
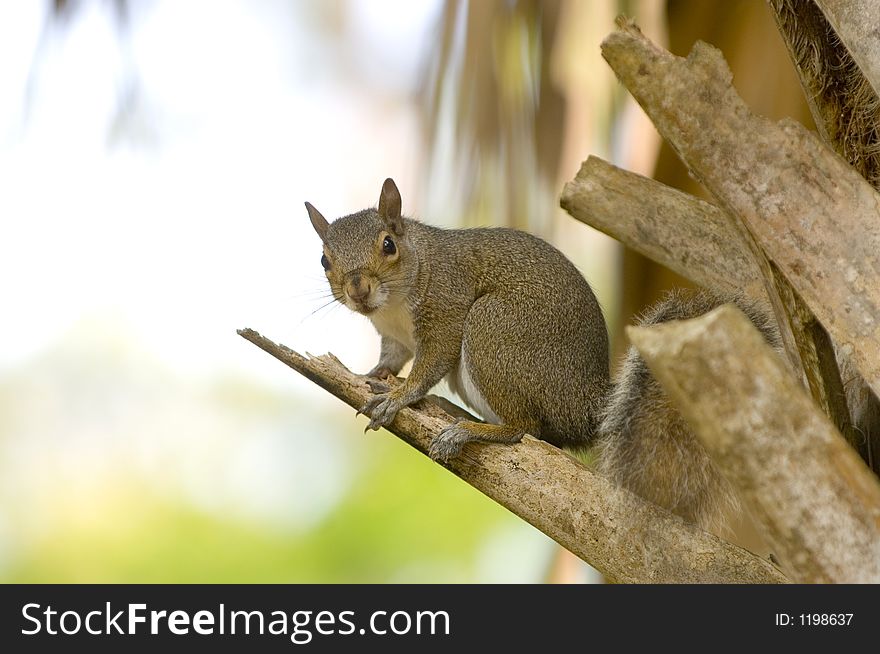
[3,422,545,583]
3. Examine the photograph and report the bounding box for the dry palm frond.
[769,0,880,187]
[420,0,566,235]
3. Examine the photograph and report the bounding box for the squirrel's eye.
[320,254,330,271]
[382,236,396,256]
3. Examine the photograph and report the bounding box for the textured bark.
[560,156,765,302]
[601,20,861,438]
[814,0,880,98]
[628,306,880,583]
[767,0,880,470]
[562,155,866,455]
[766,261,855,446]
[613,0,814,361]
[237,327,787,584]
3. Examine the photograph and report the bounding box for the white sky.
[0,0,440,388]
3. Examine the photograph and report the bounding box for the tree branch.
[767,0,880,470]
[561,154,876,461]
[601,19,857,443]
[560,155,766,302]
[628,305,880,583]
[237,327,787,584]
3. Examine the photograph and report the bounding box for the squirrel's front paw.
[429,420,473,463]
[360,393,403,431]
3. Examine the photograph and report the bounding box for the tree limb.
[560,155,766,302]
[237,327,787,584]
[628,305,880,583]
[767,0,880,470]
[601,19,857,442]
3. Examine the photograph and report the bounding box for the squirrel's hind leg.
[429,420,534,463]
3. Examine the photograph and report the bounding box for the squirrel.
[304,177,781,531]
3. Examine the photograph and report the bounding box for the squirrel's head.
[305,178,413,316]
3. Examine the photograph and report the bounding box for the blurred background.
[0,0,810,582]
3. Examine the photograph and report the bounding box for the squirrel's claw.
[357,378,393,419]
[359,393,401,431]
[429,420,471,463]
[359,393,385,414]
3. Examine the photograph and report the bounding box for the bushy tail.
[594,289,780,532]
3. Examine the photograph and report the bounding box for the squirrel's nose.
[346,274,373,303]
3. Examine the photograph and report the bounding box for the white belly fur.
[448,348,501,424]
[368,301,416,352]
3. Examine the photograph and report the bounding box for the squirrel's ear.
[305,202,329,242]
[378,178,404,235]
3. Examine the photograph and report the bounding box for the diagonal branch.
[237,327,787,584]
[628,305,880,583]
[767,0,880,472]
[560,156,766,302]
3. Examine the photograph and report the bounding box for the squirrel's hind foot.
[429,420,529,463]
